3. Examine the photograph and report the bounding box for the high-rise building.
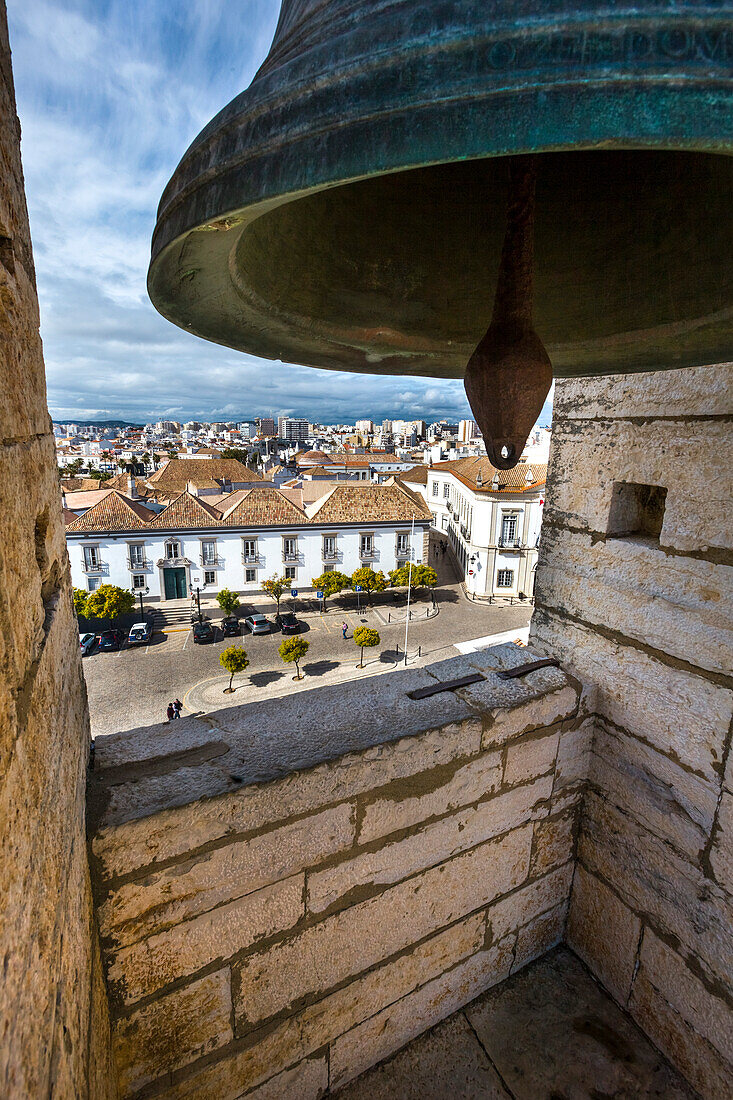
[257,417,276,436]
[458,419,479,442]
[278,416,309,442]
[355,419,374,433]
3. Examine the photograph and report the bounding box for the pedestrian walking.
[342,621,348,639]
[166,702,175,723]
[441,541,446,556]
[173,698,183,719]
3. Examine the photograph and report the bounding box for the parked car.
[275,612,300,635]
[79,632,96,656]
[221,616,241,637]
[244,614,270,635]
[192,620,216,644]
[128,621,152,645]
[98,628,124,651]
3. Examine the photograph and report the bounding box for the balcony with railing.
[126,556,152,572]
[282,549,300,562]
[199,554,224,568]
[497,537,522,549]
[241,550,261,564]
[322,547,339,563]
[81,557,106,574]
[359,545,377,560]
[395,544,414,559]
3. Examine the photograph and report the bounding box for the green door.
[163,567,187,600]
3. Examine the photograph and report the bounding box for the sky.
[8,0,553,427]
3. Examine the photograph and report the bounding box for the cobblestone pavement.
[83,535,532,738]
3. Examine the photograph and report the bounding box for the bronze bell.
[148,2,733,468]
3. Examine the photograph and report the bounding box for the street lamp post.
[403,514,415,667]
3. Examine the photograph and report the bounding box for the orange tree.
[353,626,380,668]
[262,574,288,614]
[279,635,309,680]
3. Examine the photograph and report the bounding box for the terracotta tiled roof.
[66,492,156,532]
[63,489,115,511]
[194,447,223,456]
[60,477,103,492]
[62,508,78,526]
[103,473,153,498]
[399,465,428,485]
[296,449,332,466]
[148,491,223,529]
[220,487,309,526]
[432,457,547,493]
[145,458,260,492]
[308,481,431,524]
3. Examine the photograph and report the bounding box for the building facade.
[405,458,546,599]
[66,483,431,600]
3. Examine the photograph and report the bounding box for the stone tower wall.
[0,7,116,1096]
[530,364,733,1098]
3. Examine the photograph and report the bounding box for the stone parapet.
[532,363,733,1100]
[88,643,583,1097]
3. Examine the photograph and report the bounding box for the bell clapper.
[464,154,553,470]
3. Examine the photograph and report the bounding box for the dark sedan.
[192,620,216,644]
[98,628,124,651]
[221,616,241,637]
[275,612,301,634]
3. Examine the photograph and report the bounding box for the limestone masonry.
[0,6,116,1095]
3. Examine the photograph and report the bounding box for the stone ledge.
[89,643,577,839]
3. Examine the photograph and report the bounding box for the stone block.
[235,912,485,1048]
[92,717,481,881]
[513,903,567,973]
[487,863,573,944]
[530,612,732,787]
[579,794,733,989]
[237,825,531,1027]
[530,810,575,878]
[112,970,232,1095]
[542,416,732,552]
[637,929,733,1065]
[482,687,579,751]
[358,750,502,844]
[237,1057,327,1100]
[566,865,641,1005]
[503,730,560,787]
[536,525,733,676]
[709,790,733,895]
[553,364,733,420]
[630,969,732,1100]
[308,777,551,916]
[589,723,717,858]
[329,936,515,1091]
[99,804,353,950]
[108,874,303,1007]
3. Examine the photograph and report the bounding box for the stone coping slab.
[88,643,573,834]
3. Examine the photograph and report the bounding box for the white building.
[458,419,479,443]
[66,482,431,601]
[277,417,309,442]
[402,457,546,599]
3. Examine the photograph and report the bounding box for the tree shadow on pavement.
[379,649,401,664]
[303,660,339,676]
[249,670,284,688]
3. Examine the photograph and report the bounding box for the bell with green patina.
[148,2,733,467]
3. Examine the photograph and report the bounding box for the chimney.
[127,475,138,499]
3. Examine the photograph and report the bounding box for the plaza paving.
[83,542,532,737]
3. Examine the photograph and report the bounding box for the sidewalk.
[181,621,532,717]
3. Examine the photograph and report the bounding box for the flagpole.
[403,513,415,667]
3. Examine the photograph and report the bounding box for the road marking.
[182,629,191,651]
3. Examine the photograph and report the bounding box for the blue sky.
[8,1,553,426]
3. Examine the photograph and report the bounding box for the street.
[83,543,533,738]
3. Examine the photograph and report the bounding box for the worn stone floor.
[336,948,698,1099]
